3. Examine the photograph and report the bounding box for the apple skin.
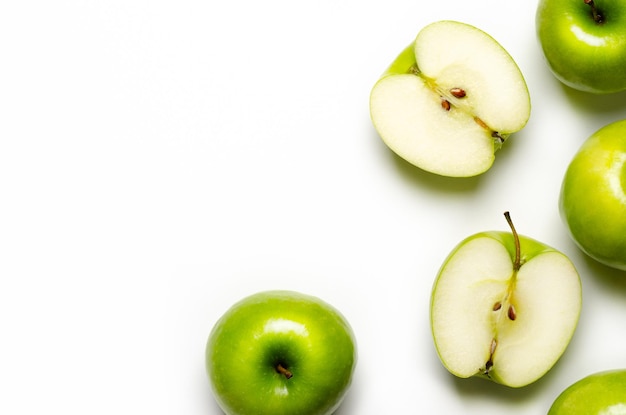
[548,370,626,414]
[536,0,626,93]
[205,290,357,415]
[379,43,415,79]
[560,119,626,271]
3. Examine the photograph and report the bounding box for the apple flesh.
[548,370,626,414]
[560,119,626,271]
[430,213,582,388]
[536,0,626,93]
[370,20,530,177]
[206,290,357,415]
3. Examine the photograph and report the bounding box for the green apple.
[369,20,530,177]
[205,290,357,415]
[560,119,626,271]
[548,370,626,414]
[430,212,582,388]
[536,0,626,93]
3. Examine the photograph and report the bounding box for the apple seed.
[484,360,493,375]
[493,301,502,311]
[441,98,451,111]
[484,338,497,375]
[508,305,517,321]
[450,87,466,98]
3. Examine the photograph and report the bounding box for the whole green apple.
[205,290,357,415]
[560,119,626,271]
[430,212,581,388]
[548,370,626,414]
[536,0,626,93]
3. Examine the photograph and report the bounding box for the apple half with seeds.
[430,212,582,388]
[370,20,531,177]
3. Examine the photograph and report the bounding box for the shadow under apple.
[386,130,523,195]
[561,84,626,118]
[331,381,360,415]
[448,354,564,404]
[579,251,626,294]
[207,397,224,414]
[389,151,481,194]
[366,114,526,195]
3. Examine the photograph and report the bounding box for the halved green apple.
[430,212,582,387]
[370,20,531,177]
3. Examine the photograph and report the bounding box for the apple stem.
[504,211,521,271]
[276,363,293,379]
[584,0,604,23]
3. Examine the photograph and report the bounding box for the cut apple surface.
[430,213,581,388]
[370,20,530,177]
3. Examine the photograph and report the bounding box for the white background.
[1,0,626,413]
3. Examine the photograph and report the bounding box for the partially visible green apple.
[548,370,626,414]
[536,0,626,93]
[430,212,582,388]
[369,20,530,177]
[206,290,357,415]
[560,119,626,271]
